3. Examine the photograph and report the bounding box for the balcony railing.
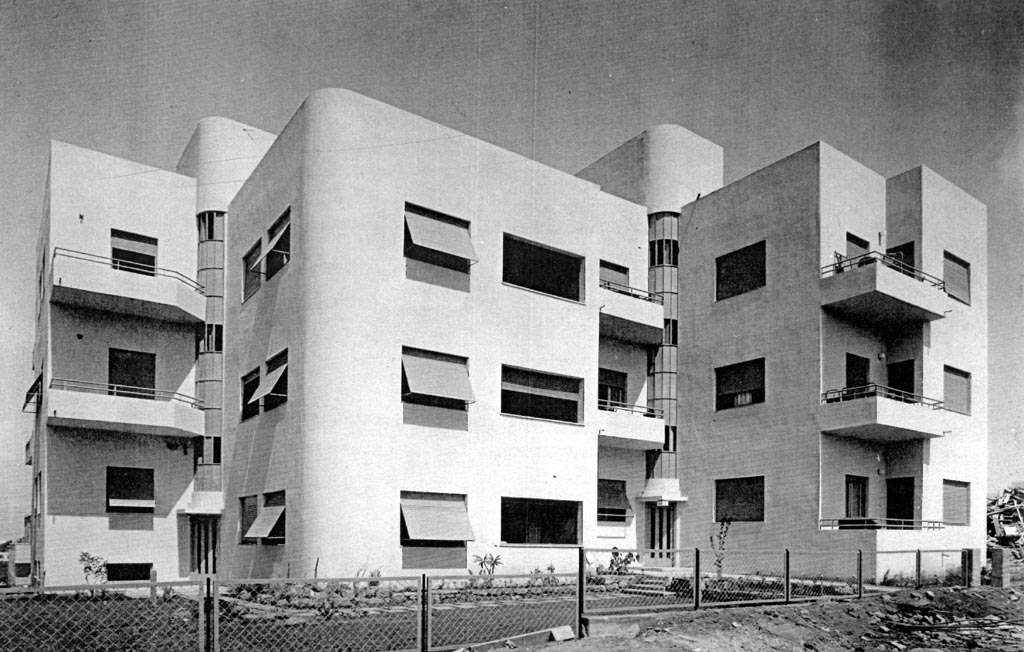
[819,518,946,531]
[820,251,945,290]
[49,378,204,410]
[53,247,204,293]
[821,383,943,410]
[597,398,664,418]
[599,279,664,305]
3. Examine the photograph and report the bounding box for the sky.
[0,0,1021,540]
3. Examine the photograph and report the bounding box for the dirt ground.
[529,587,1024,652]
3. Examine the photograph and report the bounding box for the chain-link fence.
[427,572,578,649]
[0,580,203,651]
[868,550,968,589]
[216,576,422,652]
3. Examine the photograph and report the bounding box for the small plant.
[710,517,732,576]
[78,551,107,585]
[607,548,636,574]
[473,554,502,575]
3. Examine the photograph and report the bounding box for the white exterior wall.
[221,89,656,578]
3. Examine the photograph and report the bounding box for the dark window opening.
[14,563,31,578]
[663,425,677,452]
[243,241,261,301]
[501,365,582,423]
[111,229,157,276]
[106,466,154,513]
[503,234,584,302]
[845,353,870,389]
[265,209,291,281]
[263,350,288,412]
[240,369,260,421]
[845,475,868,518]
[197,211,224,241]
[203,324,223,353]
[846,232,870,262]
[108,348,156,399]
[716,240,766,301]
[715,358,765,410]
[885,241,915,275]
[263,491,286,544]
[663,319,678,346]
[597,479,631,523]
[501,497,580,544]
[106,563,152,582]
[649,239,679,266]
[715,476,764,522]
[239,495,257,544]
[597,368,627,410]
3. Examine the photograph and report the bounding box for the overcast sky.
[1,0,1021,540]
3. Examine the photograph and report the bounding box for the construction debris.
[988,485,1024,548]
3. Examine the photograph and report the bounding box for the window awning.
[248,364,288,403]
[108,498,156,510]
[598,480,632,511]
[405,211,477,262]
[402,353,475,402]
[251,223,290,270]
[244,505,285,538]
[401,495,474,541]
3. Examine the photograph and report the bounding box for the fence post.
[856,550,863,599]
[419,574,429,652]
[149,568,158,604]
[211,575,220,652]
[197,577,206,652]
[576,547,586,638]
[915,550,922,589]
[784,550,791,604]
[693,548,701,611]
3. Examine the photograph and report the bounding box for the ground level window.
[500,497,580,545]
[400,491,473,569]
[714,476,764,522]
[597,479,631,523]
[107,563,153,582]
[942,480,970,525]
[106,466,155,513]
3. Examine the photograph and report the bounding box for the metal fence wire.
[215,576,422,652]
[427,572,578,650]
[0,580,202,652]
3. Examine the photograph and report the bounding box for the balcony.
[820,252,950,328]
[819,518,945,531]
[595,399,665,449]
[819,384,948,441]
[50,248,205,324]
[598,280,664,344]
[47,378,204,438]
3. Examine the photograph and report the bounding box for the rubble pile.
[989,486,1024,548]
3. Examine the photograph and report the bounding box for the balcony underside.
[52,285,203,324]
[596,405,664,450]
[820,262,948,328]
[47,387,204,438]
[819,396,945,442]
[598,287,664,344]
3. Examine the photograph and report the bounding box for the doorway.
[886,477,915,528]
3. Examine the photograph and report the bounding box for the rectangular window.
[14,563,31,578]
[401,347,474,410]
[240,368,260,421]
[106,466,155,513]
[203,324,223,353]
[110,229,157,276]
[264,209,291,281]
[400,491,473,569]
[501,365,583,424]
[597,479,631,523]
[885,241,915,272]
[260,350,289,412]
[239,495,258,544]
[845,475,868,518]
[503,234,584,302]
[943,365,971,414]
[243,241,261,301]
[663,319,678,346]
[845,232,870,261]
[663,425,677,453]
[715,476,764,522]
[108,348,156,399]
[404,204,475,291]
[715,240,766,301]
[241,491,286,544]
[942,480,970,525]
[845,353,870,389]
[715,358,765,410]
[106,563,152,582]
[197,211,224,241]
[597,368,627,410]
[599,260,629,288]
[943,251,970,304]
[500,497,580,544]
[649,239,679,266]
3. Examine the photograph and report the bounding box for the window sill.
[502,282,585,306]
[499,543,582,549]
[499,413,585,427]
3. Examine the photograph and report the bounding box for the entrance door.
[886,477,915,529]
[845,353,870,389]
[647,504,676,566]
[887,360,915,401]
[190,516,219,575]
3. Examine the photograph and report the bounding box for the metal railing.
[819,518,946,531]
[53,247,205,294]
[597,398,665,418]
[49,377,204,409]
[598,279,664,304]
[820,250,946,290]
[821,383,943,409]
